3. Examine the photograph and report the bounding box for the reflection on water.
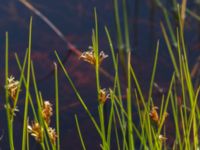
[0,0,199,149]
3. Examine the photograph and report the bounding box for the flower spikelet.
[149,106,160,125]
[48,127,57,145]
[28,121,43,142]
[4,104,19,118]
[5,76,20,101]
[42,101,53,125]
[99,88,110,104]
[99,51,108,64]
[80,50,96,65]
[159,134,167,142]
[80,49,108,65]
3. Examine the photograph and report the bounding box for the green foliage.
[3,1,200,150]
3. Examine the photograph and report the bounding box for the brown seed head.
[149,106,160,125]
[4,104,19,118]
[42,101,53,125]
[158,134,167,142]
[80,50,108,65]
[5,76,20,101]
[28,121,43,142]
[162,112,169,121]
[48,127,57,145]
[80,50,96,65]
[99,51,108,64]
[99,88,110,104]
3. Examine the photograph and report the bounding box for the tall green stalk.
[22,17,32,150]
[93,9,107,149]
[113,0,126,63]
[54,62,60,150]
[75,115,86,150]
[5,32,15,150]
[127,52,134,149]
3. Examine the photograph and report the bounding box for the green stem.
[54,63,60,149]
[127,52,134,149]
[22,17,32,150]
[5,32,15,150]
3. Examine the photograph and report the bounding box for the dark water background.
[0,0,200,149]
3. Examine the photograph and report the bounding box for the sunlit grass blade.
[22,17,32,150]
[135,90,147,148]
[130,67,146,110]
[155,0,177,46]
[93,9,108,150]
[113,0,126,72]
[122,0,130,53]
[187,87,200,149]
[15,54,38,122]
[5,32,15,150]
[113,113,121,150]
[160,22,179,77]
[12,51,28,122]
[105,26,128,148]
[127,53,134,149]
[158,74,175,134]
[75,115,86,150]
[106,89,114,148]
[54,62,60,150]
[113,96,128,150]
[186,9,200,22]
[147,41,159,107]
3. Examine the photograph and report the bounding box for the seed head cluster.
[149,106,168,143]
[80,49,108,65]
[5,76,20,101]
[99,88,110,104]
[42,101,53,125]
[28,121,43,142]
[28,101,57,145]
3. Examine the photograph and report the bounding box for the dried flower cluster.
[80,50,108,65]
[48,127,57,144]
[28,101,57,145]
[4,76,20,118]
[28,121,43,142]
[149,106,168,125]
[149,106,160,125]
[42,101,57,144]
[5,76,20,101]
[42,101,53,125]
[4,105,19,117]
[99,88,110,104]
[149,106,168,142]
[158,134,168,142]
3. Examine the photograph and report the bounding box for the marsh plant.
[3,1,200,150]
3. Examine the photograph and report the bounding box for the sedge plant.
[3,1,200,150]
